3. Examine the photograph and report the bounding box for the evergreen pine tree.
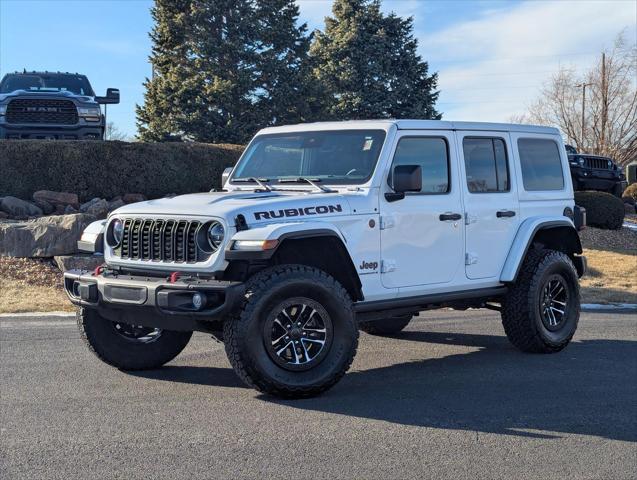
[310,0,441,120]
[137,0,313,143]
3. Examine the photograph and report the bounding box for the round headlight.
[112,218,124,246]
[207,222,225,251]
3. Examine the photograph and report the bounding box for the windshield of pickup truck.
[0,74,95,96]
[231,130,386,185]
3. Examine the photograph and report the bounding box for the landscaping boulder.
[0,211,8,219]
[0,214,95,257]
[33,190,79,209]
[34,199,55,215]
[64,205,78,214]
[0,196,43,219]
[108,198,125,212]
[80,198,109,218]
[54,254,104,272]
[123,193,146,204]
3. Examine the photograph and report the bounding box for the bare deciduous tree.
[104,122,129,141]
[518,33,636,166]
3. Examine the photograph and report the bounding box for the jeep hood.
[110,190,354,224]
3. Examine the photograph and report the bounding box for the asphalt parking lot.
[1,309,636,479]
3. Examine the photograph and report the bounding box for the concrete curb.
[0,311,74,318]
[581,303,637,312]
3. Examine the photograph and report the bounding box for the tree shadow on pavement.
[264,330,637,442]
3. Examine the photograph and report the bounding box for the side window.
[462,137,510,193]
[518,138,564,191]
[390,137,450,194]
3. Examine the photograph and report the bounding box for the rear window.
[517,138,564,191]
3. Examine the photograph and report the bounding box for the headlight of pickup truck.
[106,218,124,247]
[78,107,101,122]
[0,105,6,115]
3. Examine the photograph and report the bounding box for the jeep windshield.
[0,74,95,96]
[231,130,386,185]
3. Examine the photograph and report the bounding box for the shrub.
[0,140,244,202]
[574,191,625,230]
[623,183,637,202]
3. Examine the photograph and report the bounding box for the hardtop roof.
[258,119,560,135]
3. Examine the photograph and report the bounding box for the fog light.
[192,292,206,310]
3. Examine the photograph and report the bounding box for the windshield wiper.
[278,177,335,193]
[232,177,274,191]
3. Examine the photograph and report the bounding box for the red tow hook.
[169,271,182,283]
[93,265,104,276]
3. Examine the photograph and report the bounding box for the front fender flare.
[225,221,346,260]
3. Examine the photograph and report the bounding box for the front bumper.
[63,269,244,332]
[0,124,103,140]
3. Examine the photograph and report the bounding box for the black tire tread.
[501,249,579,353]
[223,265,358,398]
[76,307,192,370]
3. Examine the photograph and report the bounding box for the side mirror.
[386,165,422,202]
[96,88,120,104]
[221,167,233,188]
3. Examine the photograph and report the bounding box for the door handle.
[439,212,462,221]
[496,210,516,218]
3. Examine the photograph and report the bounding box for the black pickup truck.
[566,146,627,197]
[0,71,119,140]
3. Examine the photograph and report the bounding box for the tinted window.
[390,137,449,193]
[463,138,509,193]
[231,130,386,185]
[518,138,564,191]
[0,74,94,96]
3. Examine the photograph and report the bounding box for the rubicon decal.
[254,204,343,220]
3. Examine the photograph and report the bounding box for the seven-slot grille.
[117,219,210,263]
[583,157,612,170]
[6,98,78,125]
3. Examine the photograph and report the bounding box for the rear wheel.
[359,315,413,336]
[224,265,358,398]
[77,307,192,370]
[501,249,580,353]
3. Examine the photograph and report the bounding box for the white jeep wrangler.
[65,120,587,398]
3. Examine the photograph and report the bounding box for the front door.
[380,130,464,289]
[457,131,520,280]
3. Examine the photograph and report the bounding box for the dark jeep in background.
[0,71,119,140]
[566,145,627,197]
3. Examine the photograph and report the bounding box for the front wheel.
[224,265,358,398]
[501,249,580,353]
[77,307,193,370]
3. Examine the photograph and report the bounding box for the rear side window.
[462,137,509,193]
[390,137,450,194]
[518,138,564,191]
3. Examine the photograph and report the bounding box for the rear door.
[457,131,520,280]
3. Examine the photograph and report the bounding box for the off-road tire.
[77,307,193,370]
[223,265,358,398]
[359,315,413,336]
[501,249,580,353]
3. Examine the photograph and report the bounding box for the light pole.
[575,82,592,151]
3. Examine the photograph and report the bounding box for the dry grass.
[580,248,637,304]
[0,257,72,314]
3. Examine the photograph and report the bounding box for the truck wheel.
[501,249,580,353]
[77,307,192,370]
[359,315,413,336]
[224,265,358,398]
